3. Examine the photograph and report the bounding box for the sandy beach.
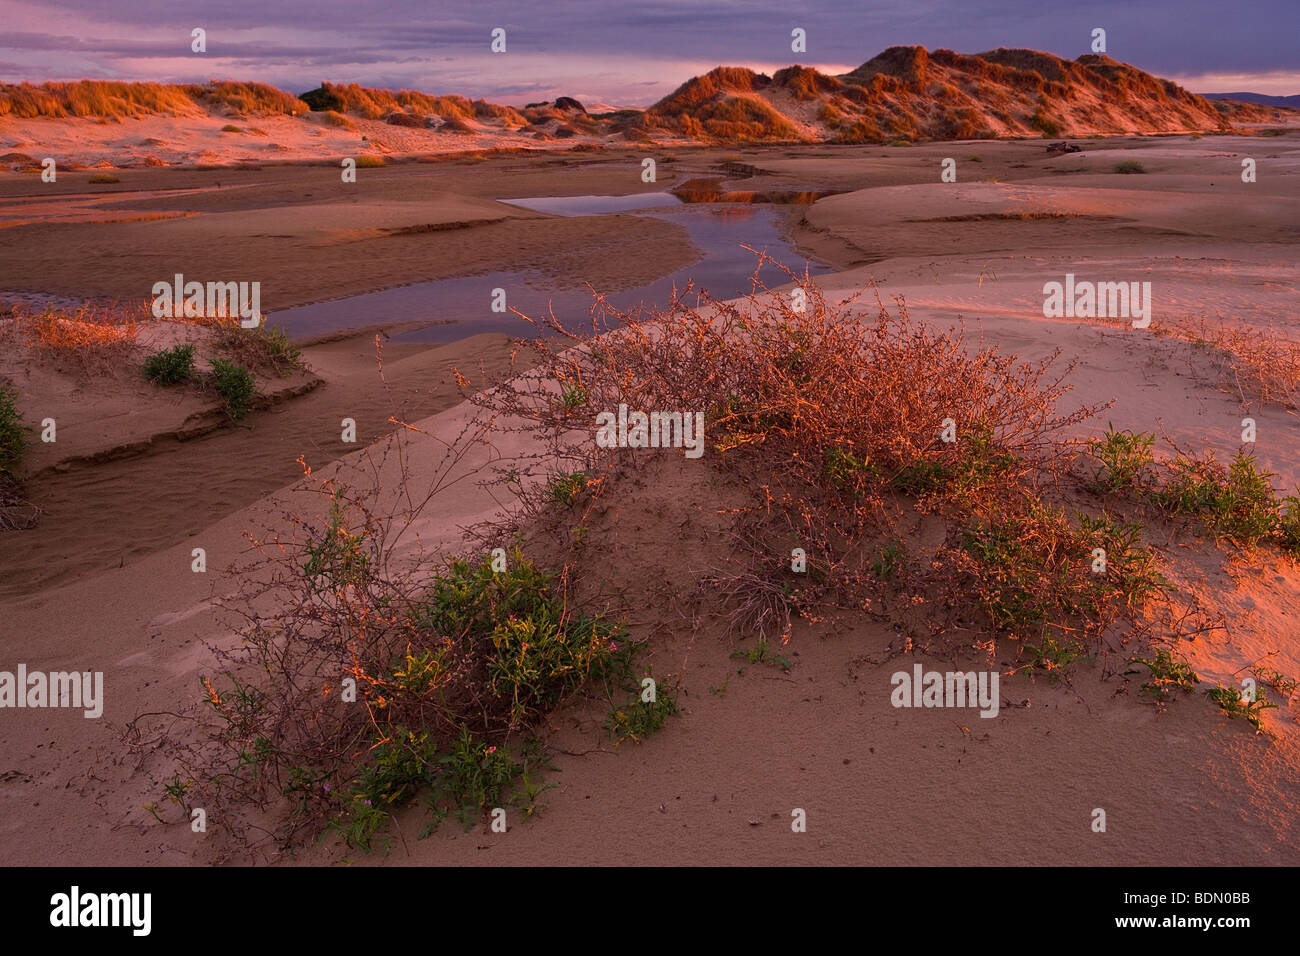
[1,120,1298,868]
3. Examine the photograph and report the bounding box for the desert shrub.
[467,253,1153,663]
[0,383,27,478]
[1158,317,1300,410]
[220,124,242,133]
[1113,160,1146,174]
[143,343,196,384]
[130,451,634,851]
[88,172,120,184]
[1275,496,1300,558]
[208,358,256,420]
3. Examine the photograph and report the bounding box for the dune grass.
[0,80,305,118]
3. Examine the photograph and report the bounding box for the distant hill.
[2,48,1295,148]
[1202,91,1300,109]
[641,47,1296,142]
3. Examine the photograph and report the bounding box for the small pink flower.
[609,641,619,651]
[485,746,497,754]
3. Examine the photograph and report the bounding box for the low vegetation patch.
[143,343,196,384]
[208,357,256,420]
[0,382,27,478]
[1113,160,1147,174]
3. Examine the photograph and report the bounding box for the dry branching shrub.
[463,252,1173,667]
[124,408,637,853]
[1158,315,1300,414]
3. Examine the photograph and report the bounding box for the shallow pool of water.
[271,192,830,344]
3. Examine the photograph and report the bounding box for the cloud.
[0,0,1294,103]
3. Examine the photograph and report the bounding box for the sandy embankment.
[2,135,1300,865]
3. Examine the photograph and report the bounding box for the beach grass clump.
[16,302,138,351]
[208,357,256,420]
[87,172,120,184]
[353,154,385,168]
[1113,160,1147,174]
[143,343,196,385]
[0,383,28,478]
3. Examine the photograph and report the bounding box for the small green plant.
[1274,495,1300,558]
[731,635,792,672]
[1074,512,1169,607]
[559,383,588,414]
[1206,684,1277,732]
[0,383,28,478]
[1113,160,1146,174]
[822,445,871,492]
[546,470,589,505]
[208,357,256,420]
[607,682,680,743]
[1087,424,1154,492]
[143,343,196,384]
[870,540,905,580]
[1155,450,1278,546]
[301,486,372,594]
[1127,648,1200,701]
[221,124,243,133]
[88,172,119,184]
[1022,633,1090,681]
[1252,665,1298,700]
[354,154,385,168]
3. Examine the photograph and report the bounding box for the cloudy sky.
[0,0,1295,106]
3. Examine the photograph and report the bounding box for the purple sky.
[1,0,1296,106]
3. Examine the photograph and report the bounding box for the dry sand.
[1,132,1299,865]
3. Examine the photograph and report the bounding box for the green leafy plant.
[1155,450,1278,546]
[1127,648,1200,701]
[546,470,589,505]
[1087,424,1154,492]
[208,357,256,420]
[607,681,680,743]
[0,383,28,478]
[731,635,792,672]
[1022,633,1090,681]
[143,343,196,384]
[1206,684,1277,732]
[870,540,905,580]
